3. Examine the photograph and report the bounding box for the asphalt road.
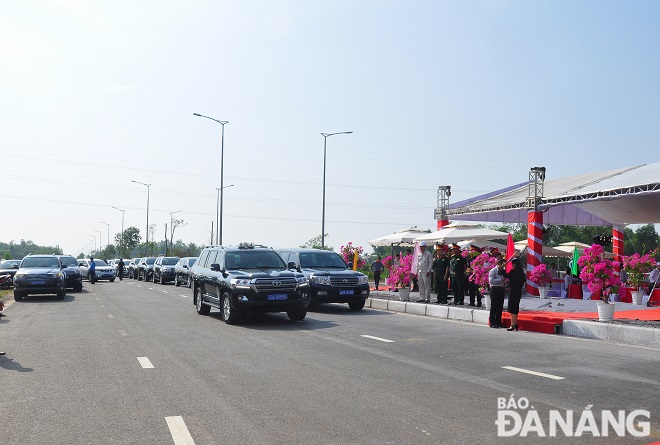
[1,280,659,444]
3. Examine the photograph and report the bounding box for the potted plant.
[621,250,657,305]
[578,244,622,321]
[530,264,553,299]
[386,254,413,301]
[469,253,495,309]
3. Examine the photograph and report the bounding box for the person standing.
[504,258,526,331]
[449,244,467,305]
[433,246,450,304]
[488,259,506,328]
[649,262,660,288]
[89,257,97,284]
[117,258,125,281]
[370,256,384,290]
[416,241,433,303]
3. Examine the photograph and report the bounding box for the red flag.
[505,234,515,272]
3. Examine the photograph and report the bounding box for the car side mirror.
[210,263,221,272]
[183,265,188,269]
[12,264,19,269]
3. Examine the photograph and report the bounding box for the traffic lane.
[304,304,660,421]
[0,285,178,445]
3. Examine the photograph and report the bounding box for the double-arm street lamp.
[193,113,229,245]
[112,206,125,257]
[321,131,353,248]
[215,184,234,245]
[131,180,151,255]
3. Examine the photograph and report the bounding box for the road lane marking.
[138,357,154,369]
[107,314,114,319]
[148,287,154,290]
[136,285,142,287]
[502,366,565,380]
[118,330,128,336]
[361,335,395,343]
[180,294,190,298]
[100,304,105,308]
[161,290,168,293]
[165,416,196,445]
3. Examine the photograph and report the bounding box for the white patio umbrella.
[413,224,508,244]
[457,239,506,251]
[514,241,572,258]
[368,227,432,247]
[554,241,614,258]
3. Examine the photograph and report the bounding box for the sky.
[1,0,659,257]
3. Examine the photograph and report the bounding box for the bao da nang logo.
[496,395,651,438]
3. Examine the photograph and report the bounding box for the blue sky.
[1,0,658,256]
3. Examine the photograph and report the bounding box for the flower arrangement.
[530,264,553,288]
[578,244,621,303]
[469,253,495,294]
[621,250,658,290]
[339,242,366,270]
[386,254,413,288]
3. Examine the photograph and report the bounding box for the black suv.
[137,257,157,281]
[191,243,309,324]
[153,256,179,284]
[13,254,66,301]
[174,256,197,288]
[127,258,141,279]
[277,248,370,310]
[55,255,83,292]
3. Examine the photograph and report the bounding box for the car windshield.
[0,260,21,268]
[59,256,78,267]
[146,258,156,265]
[93,260,108,266]
[225,250,286,270]
[299,252,348,269]
[162,258,179,265]
[21,257,60,268]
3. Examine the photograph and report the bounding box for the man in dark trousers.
[89,257,97,284]
[117,258,125,281]
[449,244,467,305]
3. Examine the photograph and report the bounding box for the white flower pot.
[596,301,615,322]
[630,290,643,305]
[538,286,549,299]
[398,288,410,301]
[483,294,490,310]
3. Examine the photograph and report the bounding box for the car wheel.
[110,278,115,283]
[159,274,164,285]
[195,287,210,315]
[14,290,24,301]
[287,308,307,321]
[74,283,83,292]
[56,288,66,300]
[348,300,365,311]
[222,292,240,325]
[174,275,180,287]
[186,276,192,288]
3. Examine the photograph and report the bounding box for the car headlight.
[14,273,25,278]
[296,277,308,285]
[48,273,63,278]
[230,278,251,288]
[358,275,369,285]
[310,275,331,285]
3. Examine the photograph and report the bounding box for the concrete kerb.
[562,319,660,347]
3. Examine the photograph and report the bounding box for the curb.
[365,298,660,347]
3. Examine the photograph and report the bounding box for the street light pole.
[194,113,229,245]
[320,131,353,248]
[169,210,182,255]
[214,184,234,245]
[100,222,110,252]
[94,230,102,256]
[112,206,125,257]
[131,180,151,255]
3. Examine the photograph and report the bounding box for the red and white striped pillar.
[437,219,449,230]
[612,226,625,263]
[527,211,544,296]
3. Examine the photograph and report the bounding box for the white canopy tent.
[368,227,431,247]
[513,241,571,258]
[457,239,506,251]
[413,223,508,244]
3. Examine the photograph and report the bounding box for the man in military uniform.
[433,244,450,304]
[449,244,467,305]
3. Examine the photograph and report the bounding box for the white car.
[77,259,117,282]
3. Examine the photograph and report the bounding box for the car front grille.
[254,278,297,293]
[330,276,359,288]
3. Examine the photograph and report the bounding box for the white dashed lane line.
[180,294,190,298]
[118,330,128,336]
[137,357,154,369]
[502,366,565,380]
[107,314,114,319]
[165,416,196,445]
[360,335,395,343]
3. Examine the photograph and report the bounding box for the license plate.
[31,280,45,285]
[339,290,355,295]
[267,294,288,300]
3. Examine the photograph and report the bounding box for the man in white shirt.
[416,241,433,303]
[649,262,660,288]
[488,259,506,328]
